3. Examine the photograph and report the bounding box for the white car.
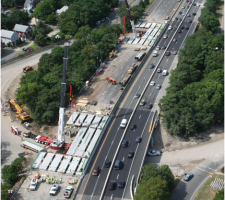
[162,70,168,76]
[150,81,155,86]
[96,21,101,25]
[64,186,74,198]
[153,51,158,57]
[49,184,59,196]
[147,150,161,156]
[156,46,161,50]
[30,179,38,191]
[168,26,172,30]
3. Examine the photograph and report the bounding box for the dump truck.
[128,63,137,74]
[9,99,30,123]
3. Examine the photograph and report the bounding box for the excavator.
[9,99,30,123]
[109,50,116,61]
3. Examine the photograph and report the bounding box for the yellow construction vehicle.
[109,50,116,61]
[9,99,30,123]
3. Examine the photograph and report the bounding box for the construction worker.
[113,63,115,66]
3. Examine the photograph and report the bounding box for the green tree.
[135,176,170,200]
[32,21,53,38]
[1,0,14,8]
[9,10,31,26]
[33,0,55,20]
[214,189,224,200]
[144,0,149,6]
[1,182,12,200]
[34,34,47,46]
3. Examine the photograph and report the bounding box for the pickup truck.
[64,186,74,198]
[30,178,38,191]
[49,184,59,196]
[147,150,161,156]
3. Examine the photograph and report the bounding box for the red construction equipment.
[11,126,19,135]
[23,66,33,73]
[106,76,117,85]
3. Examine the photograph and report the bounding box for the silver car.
[156,84,161,90]
[150,81,155,86]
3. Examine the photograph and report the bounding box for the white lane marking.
[199,164,216,171]
[195,167,207,172]
[122,157,125,162]
[117,174,119,179]
[139,115,141,119]
[111,141,114,146]
[111,194,113,199]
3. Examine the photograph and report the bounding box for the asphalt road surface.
[171,155,224,200]
[76,0,205,199]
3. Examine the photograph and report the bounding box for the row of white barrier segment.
[74,113,87,127]
[90,116,103,129]
[66,156,81,175]
[48,154,64,172]
[39,153,55,170]
[98,116,108,130]
[82,114,95,127]
[57,155,72,173]
[66,112,80,125]
[66,127,88,156]
[75,128,96,157]
[76,157,88,176]
[32,152,47,169]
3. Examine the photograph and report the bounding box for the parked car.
[110,8,114,12]
[23,66,33,73]
[92,166,100,176]
[135,136,142,143]
[147,150,161,156]
[49,184,59,195]
[183,173,194,181]
[101,18,105,22]
[30,179,38,191]
[118,180,125,188]
[64,186,74,199]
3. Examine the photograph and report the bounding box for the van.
[162,70,168,76]
[114,160,122,169]
[120,119,127,128]
[153,51,158,57]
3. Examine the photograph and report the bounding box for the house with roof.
[13,24,33,41]
[55,6,69,15]
[24,0,40,12]
[1,30,20,46]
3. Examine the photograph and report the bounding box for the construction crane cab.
[9,99,30,123]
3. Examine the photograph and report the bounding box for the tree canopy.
[17,24,122,125]
[214,189,224,200]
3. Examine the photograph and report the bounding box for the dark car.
[179,11,182,14]
[149,63,155,69]
[185,26,189,30]
[104,158,110,168]
[135,136,142,143]
[175,17,178,20]
[193,2,196,5]
[118,180,125,188]
[134,93,140,98]
[109,180,116,190]
[193,12,196,15]
[130,124,136,130]
[22,48,27,51]
[89,101,97,106]
[187,5,190,8]
[162,45,166,49]
[179,18,182,21]
[127,151,134,158]
[27,47,33,51]
[178,29,182,33]
[147,103,153,109]
[173,38,177,42]
[92,166,100,176]
[180,26,184,29]
[187,14,191,17]
[165,51,170,56]
[173,26,177,30]
[188,19,192,23]
[122,140,129,147]
[183,173,194,181]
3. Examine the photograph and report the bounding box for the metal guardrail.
[1,38,72,67]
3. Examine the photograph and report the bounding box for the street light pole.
[97,57,98,68]
[177,157,184,177]
[215,47,218,70]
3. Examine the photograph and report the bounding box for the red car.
[92,166,100,176]
[23,66,33,73]
[110,8,114,12]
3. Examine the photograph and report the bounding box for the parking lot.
[14,171,81,200]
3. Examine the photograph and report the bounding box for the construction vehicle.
[11,126,19,135]
[127,63,137,74]
[106,76,117,85]
[23,66,33,73]
[109,50,116,61]
[120,74,131,86]
[9,99,30,123]
[118,35,125,43]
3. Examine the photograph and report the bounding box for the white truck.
[49,184,59,196]
[30,179,38,191]
[64,186,74,198]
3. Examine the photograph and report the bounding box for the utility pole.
[124,0,137,38]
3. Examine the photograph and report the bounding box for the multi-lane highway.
[77,0,204,199]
